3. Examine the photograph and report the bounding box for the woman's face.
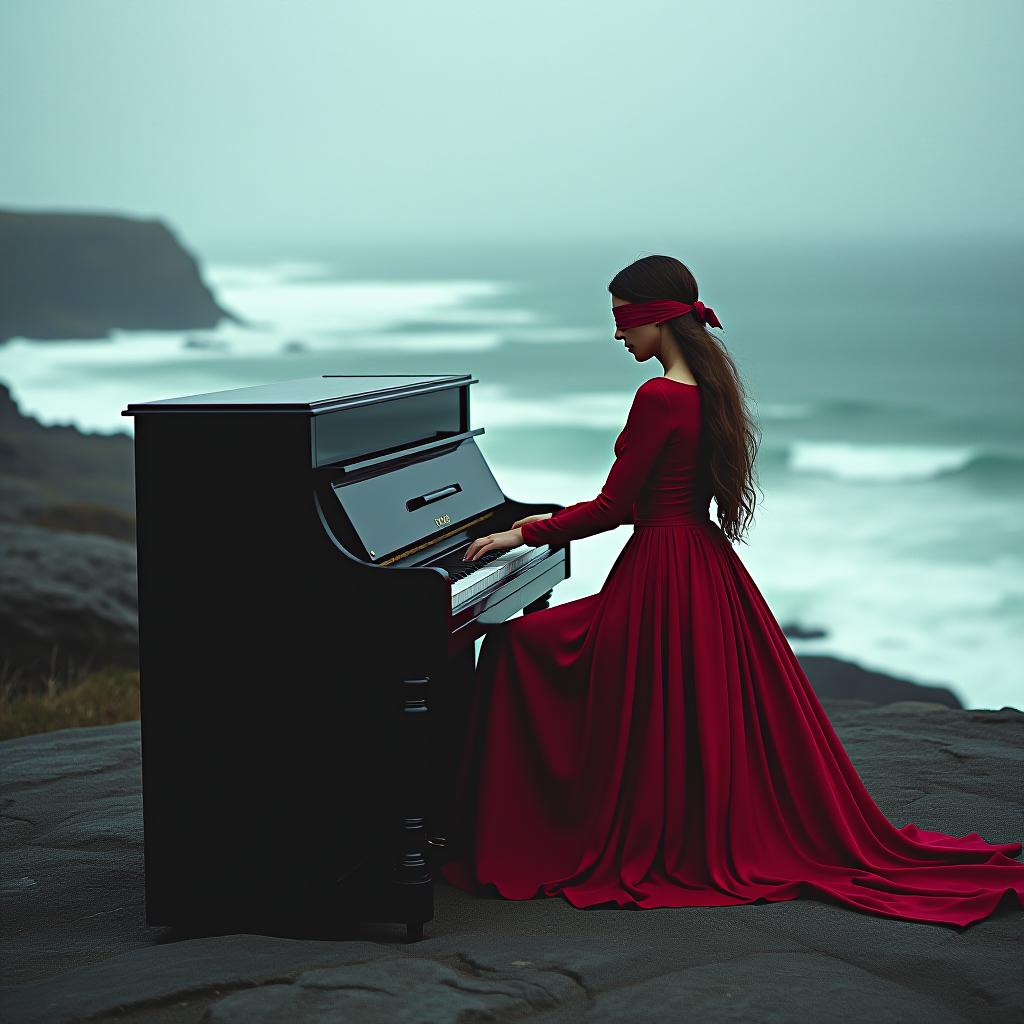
[612,296,661,363]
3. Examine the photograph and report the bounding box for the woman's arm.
[520,381,672,546]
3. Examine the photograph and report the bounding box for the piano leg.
[396,676,434,941]
[523,587,555,614]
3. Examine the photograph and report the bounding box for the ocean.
[1,234,1021,711]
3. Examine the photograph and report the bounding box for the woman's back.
[627,377,713,527]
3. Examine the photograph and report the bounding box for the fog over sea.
[1,235,1021,711]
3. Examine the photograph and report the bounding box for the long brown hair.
[608,254,762,544]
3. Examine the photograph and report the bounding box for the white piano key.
[450,543,551,609]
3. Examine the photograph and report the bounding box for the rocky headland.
[0,210,241,344]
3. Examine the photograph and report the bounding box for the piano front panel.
[331,440,505,564]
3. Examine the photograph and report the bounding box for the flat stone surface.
[1,702,1022,1023]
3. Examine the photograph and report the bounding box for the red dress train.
[439,376,1024,927]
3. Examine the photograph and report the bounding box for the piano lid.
[121,374,472,416]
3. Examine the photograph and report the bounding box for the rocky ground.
[1,700,1021,1023]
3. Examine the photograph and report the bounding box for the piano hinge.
[376,510,498,567]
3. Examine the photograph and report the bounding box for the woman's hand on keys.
[463,529,525,562]
[464,514,553,562]
[510,513,553,530]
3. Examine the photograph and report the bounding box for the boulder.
[0,522,138,687]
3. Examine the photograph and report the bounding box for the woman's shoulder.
[636,377,667,396]
[626,378,672,419]
[634,376,680,401]
[638,376,700,399]
[627,378,698,432]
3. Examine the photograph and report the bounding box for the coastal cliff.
[0,210,241,343]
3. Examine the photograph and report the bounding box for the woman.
[439,254,1024,927]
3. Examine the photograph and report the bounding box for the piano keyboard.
[445,543,551,609]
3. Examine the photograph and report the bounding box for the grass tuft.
[0,667,140,740]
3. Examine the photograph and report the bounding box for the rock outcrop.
[799,653,962,708]
[0,383,134,522]
[0,522,138,687]
[0,384,138,686]
[0,210,241,343]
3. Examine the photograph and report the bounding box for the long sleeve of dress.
[519,381,672,547]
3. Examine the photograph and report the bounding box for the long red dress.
[439,375,1024,927]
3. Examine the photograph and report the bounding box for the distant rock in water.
[800,654,963,709]
[781,620,829,640]
[182,334,232,351]
[0,209,243,343]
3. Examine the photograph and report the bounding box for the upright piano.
[121,374,571,941]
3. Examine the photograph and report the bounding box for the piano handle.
[408,483,462,510]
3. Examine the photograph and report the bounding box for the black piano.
[121,374,571,941]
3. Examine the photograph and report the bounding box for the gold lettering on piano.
[376,511,497,567]
[434,514,451,527]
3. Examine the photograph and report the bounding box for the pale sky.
[1,0,1021,251]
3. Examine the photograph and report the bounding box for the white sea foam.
[788,441,977,482]
[341,330,506,352]
[735,485,1024,711]
[754,402,816,420]
[208,260,335,288]
[207,262,540,338]
[499,326,597,344]
[0,263,552,430]
[472,385,631,430]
